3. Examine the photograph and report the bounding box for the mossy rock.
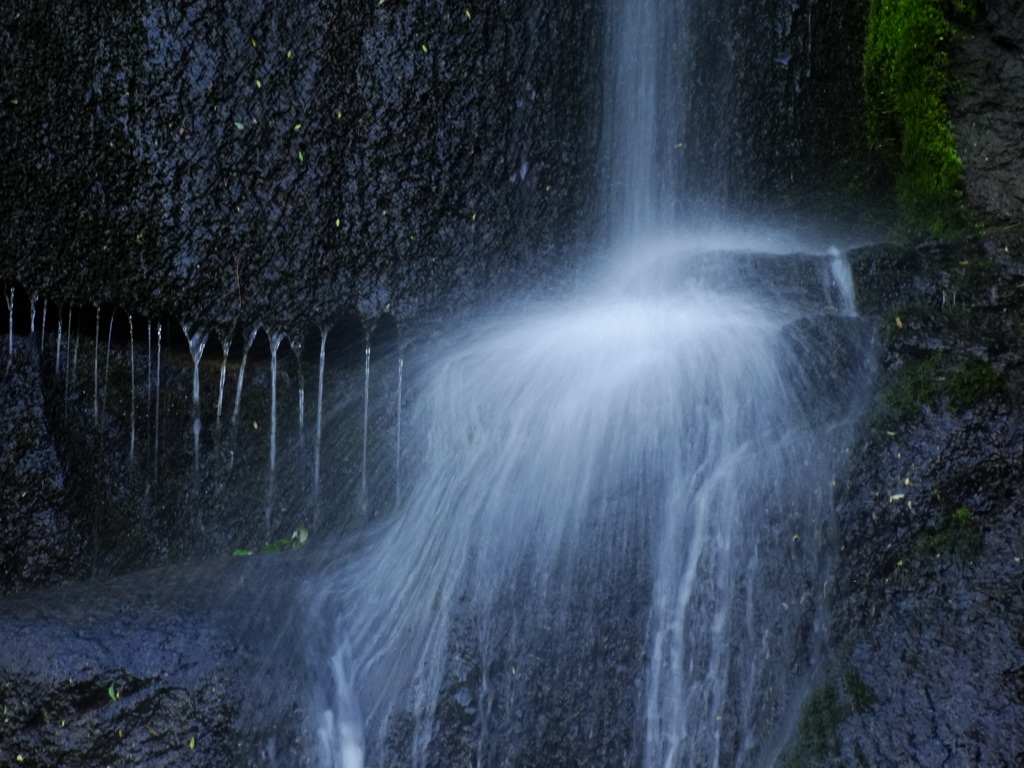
[863,0,979,236]
[877,352,1002,427]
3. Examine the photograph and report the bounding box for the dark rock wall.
[0,338,85,594]
[949,0,1024,226]
[785,236,1024,767]
[671,0,872,216]
[0,0,603,331]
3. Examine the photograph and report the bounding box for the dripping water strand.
[183,323,210,480]
[55,310,62,374]
[5,287,13,371]
[154,322,162,484]
[101,314,114,419]
[146,320,152,461]
[314,326,328,520]
[294,339,305,441]
[216,332,230,427]
[93,308,100,422]
[266,331,285,534]
[29,295,37,336]
[129,315,136,461]
[232,324,260,428]
[63,307,74,419]
[40,299,47,358]
[395,351,404,510]
[360,328,372,518]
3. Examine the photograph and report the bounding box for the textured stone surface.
[0,551,321,768]
[0,337,85,595]
[783,235,1024,767]
[950,0,1024,225]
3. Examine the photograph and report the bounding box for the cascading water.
[313,1,872,766]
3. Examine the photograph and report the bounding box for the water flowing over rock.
[2,0,1023,766]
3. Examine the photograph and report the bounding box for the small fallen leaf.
[904,477,911,486]
[335,218,341,227]
[895,316,903,329]
[190,736,196,749]
[234,122,245,131]
[298,150,304,161]
[256,79,262,88]
[421,44,428,52]
[465,10,472,19]
[889,493,905,503]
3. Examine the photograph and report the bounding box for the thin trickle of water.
[29,295,37,335]
[40,299,47,356]
[294,339,306,438]
[93,308,100,422]
[360,328,372,518]
[55,311,63,374]
[314,326,328,518]
[216,332,231,426]
[129,315,136,461]
[63,308,74,418]
[267,330,285,533]
[395,351,404,510]
[154,322,162,484]
[183,323,210,478]
[146,320,152,443]
[232,324,261,428]
[5,287,13,368]
[102,315,114,419]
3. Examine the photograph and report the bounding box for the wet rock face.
[0,553,319,768]
[950,0,1024,224]
[788,235,1024,767]
[0,0,602,329]
[0,339,86,595]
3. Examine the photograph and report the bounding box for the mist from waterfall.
[314,0,872,766]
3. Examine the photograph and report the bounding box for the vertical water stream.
[314,1,870,766]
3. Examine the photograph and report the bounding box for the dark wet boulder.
[0,551,323,767]
[0,338,85,596]
[781,235,1024,767]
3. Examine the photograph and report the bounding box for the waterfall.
[314,1,871,766]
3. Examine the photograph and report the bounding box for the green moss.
[945,355,1002,413]
[880,354,943,425]
[864,0,978,236]
[877,352,1001,427]
[843,668,879,715]
[921,504,981,559]
[781,681,851,767]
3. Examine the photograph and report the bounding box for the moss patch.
[945,355,1002,413]
[920,504,982,560]
[863,0,977,236]
[781,681,848,767]
[877,351,1002,427]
